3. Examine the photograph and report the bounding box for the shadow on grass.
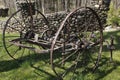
[94,58,120,80]
[0,49,120,79]
[80,56,120,80]
[30,64,58,80]
[0,59,20,72]
[0,30,120,79]
[0,53,50,72]
[0,50,64,80]
[0,50,95,79]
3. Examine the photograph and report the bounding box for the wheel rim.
[3,9,49,60]
[50,7,103,79]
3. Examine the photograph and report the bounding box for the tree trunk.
[41,0,45,14]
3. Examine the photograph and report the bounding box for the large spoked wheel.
[50,7,103,79]
[3,9,49,60]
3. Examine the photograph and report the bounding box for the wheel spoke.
[51,7,103,79]
[3,8,49,61]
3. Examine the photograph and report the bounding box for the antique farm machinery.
[2,0,113,79]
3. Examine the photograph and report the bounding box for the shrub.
[107,2,120,27]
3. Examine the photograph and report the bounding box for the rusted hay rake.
[50,7,103,78]
[2,0,114,79]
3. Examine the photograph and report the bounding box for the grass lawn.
[0,30,120,80]
[0,17,8,21]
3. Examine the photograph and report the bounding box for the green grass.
[0,17,8,20]
[0,30,120,80]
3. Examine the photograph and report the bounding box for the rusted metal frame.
[61,25,66,65]
[10,37,60,48]
[3,0,51,61]
[25,0,34,31]
[40,29,55,39]
[50,7,103,76]
[50,7,86,70]
[25,0,49,36]
[9,37,78,53]
[87,7,103,71]
[109,35,114,62]
[10,41,33,49]
[62,49,85,78]
[50,7,85,77]
[50,9,77,77]
[10,38,73,52]
[58,49,79,65]
[10,40,74,54]
[10,38,51,48]
[105,35,115,62]
[3,9,25,33]
[83,8,91,35]
[35,8,50,26]
[12,16,25,32]
[2,9,24,60]
[58,39,101,65]
[3,9,48,60]
[26,39,52,48]
[20,16,29,32]
[55,49,86,78]
[11,48,22,57]
[32,9,50,32]
[62,21,72,65]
